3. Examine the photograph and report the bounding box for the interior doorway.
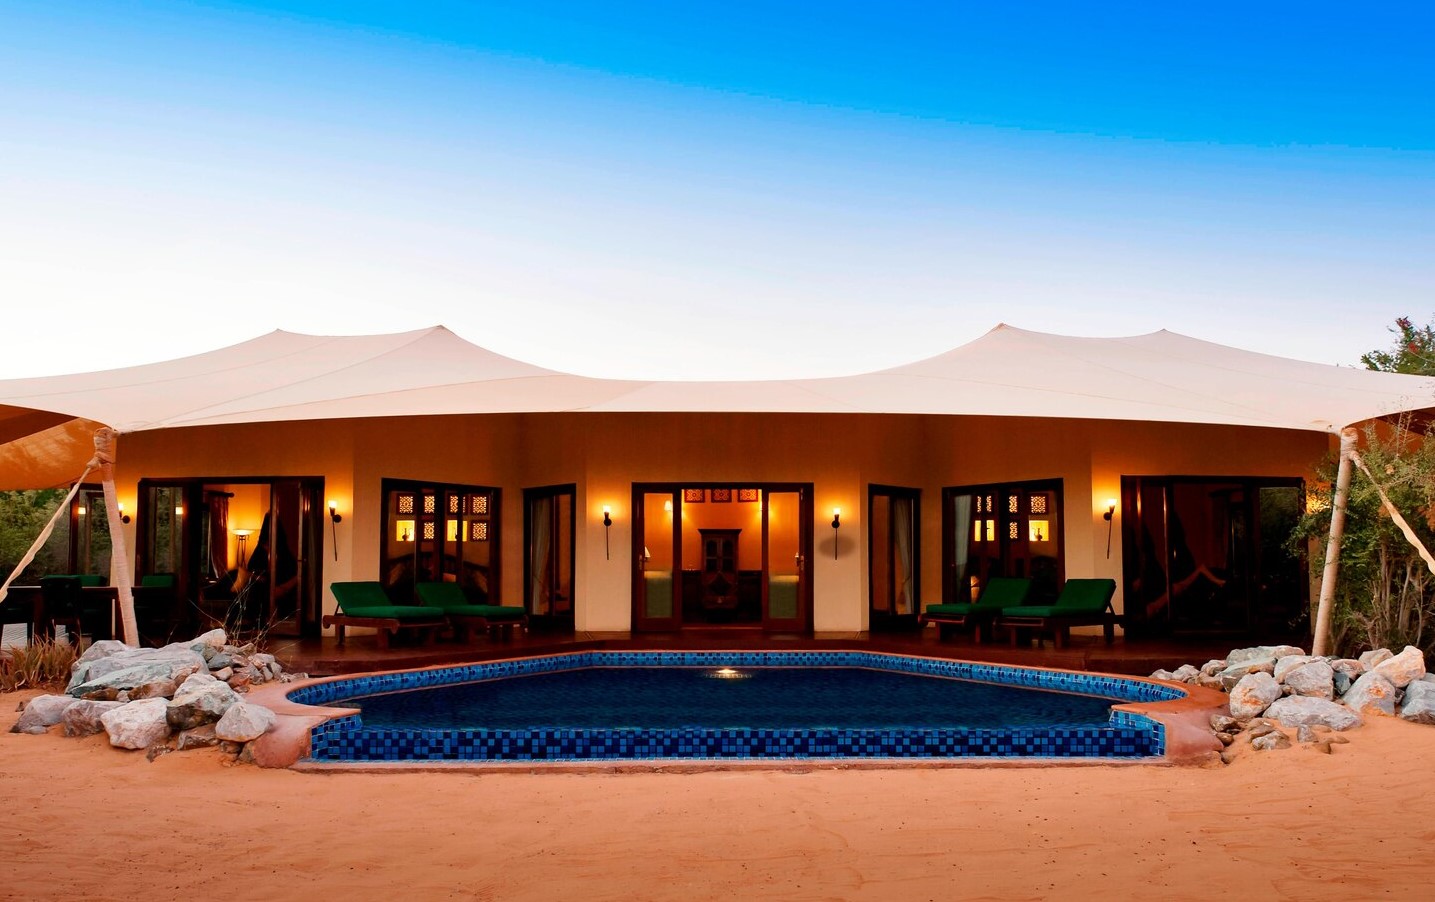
[631,482,813,632]
[869,485,920,631]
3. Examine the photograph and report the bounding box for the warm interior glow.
[663,499,673,513]
[396,519,415,542]
[233,529,251,538]
[328,499,338,514]
[77,506,86,516]
[1106,498,1118,510]
[602,505,611,515]
[174,505,184,516]
[832,507,841,517]
[1028,519,1050,542]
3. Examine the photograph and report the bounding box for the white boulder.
[215,702,276,742]
[1283,661,1336,700]
[1230,671,1282,719]
[100,698,171,749]
[1264,696,1363,732]
[11,694,78,734]
[1372,646,1426,689]
[1399,680,1435,725]
[1343,671,1398,716]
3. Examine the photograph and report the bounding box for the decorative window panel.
[423,494,436,514]
[397,494,415,515]
[1030,495,1048,514]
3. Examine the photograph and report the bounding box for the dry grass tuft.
[0,637,78,692]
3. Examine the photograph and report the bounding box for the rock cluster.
[11,629,304,762]
[1153,644,1434,762]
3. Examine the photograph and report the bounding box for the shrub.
[0,636,79,693]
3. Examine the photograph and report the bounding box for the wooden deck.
[264,628,1248,677]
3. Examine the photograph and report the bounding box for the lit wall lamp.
[328,500,342,561]
[831,507,841,560]
[1103,498,1117,558]
[118,502,131,525]
[602,506,613,560]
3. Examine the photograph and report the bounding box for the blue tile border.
[291,651,1177,763]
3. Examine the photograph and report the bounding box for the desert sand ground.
[2,692,1430,901]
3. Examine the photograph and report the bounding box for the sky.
[1,1,1432,379]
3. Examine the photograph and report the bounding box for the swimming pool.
[290,652,1183,763]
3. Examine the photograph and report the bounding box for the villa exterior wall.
[112,412,1331,635]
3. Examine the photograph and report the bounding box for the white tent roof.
[1,324,1432,488]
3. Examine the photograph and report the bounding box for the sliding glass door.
[869,485,919,631]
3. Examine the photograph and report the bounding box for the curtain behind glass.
[951,494,973,599]
[529,496,553,615]
[892,496,915,614]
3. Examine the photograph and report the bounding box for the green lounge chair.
[414,581,528,642]
[322,581,447,649]
[999,578,1119,649]
[919,577,1031,643]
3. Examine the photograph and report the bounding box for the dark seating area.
[920,576,1032,643]
[322,581,447,649]
[1000,578,1121,649]
[414,581,528,642]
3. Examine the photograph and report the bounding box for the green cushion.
[335,604,446,620]
[331,581,443,619]
[979,577,1032,607]
[1052,578,1116,611]
[414,581,469,609]
[445,604,527,620]
[141,574,176,588]
[924,604,990,617]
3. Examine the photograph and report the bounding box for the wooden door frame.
[632,481,814,633]
[523,483,577,629]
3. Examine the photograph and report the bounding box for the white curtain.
[951,494,972,599]
[892,496,915,614]
[529,497,553,615]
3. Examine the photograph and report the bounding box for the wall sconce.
[174,505,184,518]
[118,502,131,525]
[831,507,841,559]
[1103,498,1117,558]
[328,500,342,561]
[663,499,673,514]
[77,505,86,517]
[602,505,613,560]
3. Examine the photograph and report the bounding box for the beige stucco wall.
[112,412,1330,634]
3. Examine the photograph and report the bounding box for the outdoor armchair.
[919,576,1032,643]
[322,581,447,649]
[414,581,527,642]
[998,578,1119,649]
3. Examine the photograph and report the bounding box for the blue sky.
[1,1,1432,378]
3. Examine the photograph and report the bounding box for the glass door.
[869,485,919,631]
[634,489,681,631]
[762,488,808,632]
[525,485,575,630]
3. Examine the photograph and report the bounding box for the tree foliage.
[0,489,70,585]
[1361,315,1435,376]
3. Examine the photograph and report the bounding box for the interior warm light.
[174,505,184,517]
[663,499,673,513]
[1028,519,1049,542]
[707,667,750,680]
[396,519,415,542]
[117,502,130,524]
[77,506,86,516]
[328,499,343,523]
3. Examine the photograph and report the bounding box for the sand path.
[2,694,1430,901]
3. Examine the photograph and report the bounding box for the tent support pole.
[95,429,138,646]
[1312,427,1357,657]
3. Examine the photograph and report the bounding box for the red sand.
[3,692,1431,901]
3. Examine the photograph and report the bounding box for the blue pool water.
[294,651,1178,762]
[346,667,1117,731]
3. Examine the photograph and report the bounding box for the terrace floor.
[262,627,1249,678]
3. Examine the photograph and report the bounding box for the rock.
[212,667,234,682]
[1296,724,1318,743]
[1330,659,1365,678]
[206,653,233,671]
[1197,674,1225,691]
[1170,664,1200,683]
[1264,696,1363,732]
[1216,732,1235,746]
[1200,659,1227,677]
[196,628,227,650]
[1398,680,1435,725]
[176,671,219,695]
[1220,659,1276,691]
[1372,646,1426,689]
[1150,668,1176,680]
[61,699,124,736]
[101,699,171,749]
[11,694,78,734]
[1344,671,1398,716]
[1358,648,1394,670]
[1284,661,1336,700]
[215,702,276,742]
[1310,739,1334,754]
[1275,655,1317,682]
[1251,731,1291,751]
[166,680,240,731]
[175,723,220,750]
[67,646,208,697]
[74,640,129,668]
[1229,645,1304,667]
[1248,720,1278,739]
[1424,673,1435,684]
[128,677,180,700]
[1210,714,1241,734]
[1333,671,1353,696]
[80,687,121,701]
[252,652,276,667]
[1229,672,1282,718]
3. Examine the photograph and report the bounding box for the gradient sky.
[2,1,1432,379]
